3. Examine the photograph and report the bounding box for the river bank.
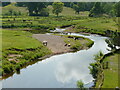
[33,34,94,54]
[1,29,52,78]
[1,29,94,79]
[91,49,120,88]
[2,32,109,88]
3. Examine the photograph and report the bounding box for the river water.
[2,33,110,88]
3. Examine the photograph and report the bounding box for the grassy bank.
[95,51,119,88]
[52,34,94,51]
[63,35,94,51]
[102,53,119,88]
[1,29,52,77]
[90,50,119,88]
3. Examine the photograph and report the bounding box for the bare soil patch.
[33,34,71,54]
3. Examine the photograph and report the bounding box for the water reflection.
[2,33,109,88]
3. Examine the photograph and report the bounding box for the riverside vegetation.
[1,2,120,88]
[89,50,120,88]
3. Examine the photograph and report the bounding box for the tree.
[102,2,116,16]
[2,2,11,7]
[63,2,71,7]
[89,2,104,17]
[105,31,120,51]
[16,2,47,16]
[73,4,80,14]
[114,1,120,17]
[15,2,25,7]
[52,2,64,17]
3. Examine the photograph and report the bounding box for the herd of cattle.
[42,34,82,47]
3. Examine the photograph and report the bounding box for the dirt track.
[33,34,71,54]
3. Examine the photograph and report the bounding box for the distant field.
[48,5,89,16]
[2,4,119,35]
[2,3,28,16]
[2,16,119,36]
[2,4,89,17]
[73,17,119,32]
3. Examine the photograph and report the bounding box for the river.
[1,33,110,88]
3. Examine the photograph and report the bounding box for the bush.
[77,80,84,88]
[39,8,49,17]
[89,63,99,79]
[10,61,16,64]
[0,69,2,76]
[70,44,81,51]
[15,64,20,72]
[3,65,13,74]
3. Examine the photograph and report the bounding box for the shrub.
[77,80,84,88]
[10,61,16,64]
[70,44,81,51]
[3,65,13,74]
[39,8,49,17]
[89,63,99,79]
[15,64,20,72]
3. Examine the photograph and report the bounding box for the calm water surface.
[2,33,110,88]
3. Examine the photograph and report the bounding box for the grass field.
[95,52,119,88]
[63,35,94,50]
[102,53,119,88]
[2,3,28,16]
[53,34,94,51]
[48,5,89,16]
[2,29,42,50]
[2,29,52,76]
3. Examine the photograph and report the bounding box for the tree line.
[2,2,120,17]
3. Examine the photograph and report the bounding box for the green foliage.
[63,35,93,51]
[70,44,81,51]
[77,80,84,88]
[73,4,80,14]
[2,3,27,16]
[114,1,120,17]
[16,2,48,16]
[2,64,14,74]
[0,68,2,76]
[15,64,20,72]
[103,3,115,16]
[39,8,49,17]
[89,2,104,17]
[52,2,64,16]
[89,51,104,79]
[64,2,94,11]
[2,46,52,75]
[94,51,104,61]
[89,62,99,79]
[105,30,120,51]
[2,2,11,7]
[73,2,89,14]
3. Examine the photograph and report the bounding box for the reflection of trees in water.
[105,31,120,51]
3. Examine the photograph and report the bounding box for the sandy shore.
[33,34,71,54]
